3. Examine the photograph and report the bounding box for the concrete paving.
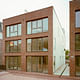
[0,71,79,80]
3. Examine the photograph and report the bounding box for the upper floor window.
[75,33,80,50]
[27,37,48,52]
[27,18,48,34]
[75,10,80,28]
[6,24,21,37]
[5,40,21,53]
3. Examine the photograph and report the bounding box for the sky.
[0,0,70,49]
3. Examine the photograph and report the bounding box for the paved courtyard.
[0,71,80,80]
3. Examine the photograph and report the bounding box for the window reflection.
[27,37,48,52]
[76,11,80,28]
[27,18,48,34]
[6,24,21,37]
[6,40,21,53]
[27,56,48,73]
[75,33,80,50]
[76,57,80,76]
[6,56,21,70]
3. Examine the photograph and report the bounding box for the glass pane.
[43,18,48,32]
[9,57,14,69]
[32,39,38,51]
[38,57,43,72]
[43,56,48,73]
[32,21,36,29]
[18,40,21,52]
[10,26,14,32]
[27,39,31,52]
[0,33,2,39]
[32,29,37,33]
[17,57,21,70]
[14,41,18,52]
[6,41,10,53]
[38,20,42,28]
[76,57,80,76]
[32,57,37,72]
[27,22,31,34]
[75,34,80,50]
[10,41,14,52]
[18,24,21,35]
[38,38,43,51]
[6,57,21,70]
[6,26,9,37]
[13,57,17,70]
[36,28,42,33]
[76,11,80,28]
[14,25,17,31]
[27,57,31,72]
[6,57,9,70]
[43,37,48,51]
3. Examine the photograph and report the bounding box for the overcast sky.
[0,0,69,49]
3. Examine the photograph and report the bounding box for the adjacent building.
[70,0,80,77]
[3,6,65,74]
[0,22,3,65]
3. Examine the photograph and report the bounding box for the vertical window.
[5,41,9,53]
[6,26,9,37]
[18,40,21,52]
[75,33,80,50]
[43,37,48,51]
[27,22,31,34]
[76,11,80,28]
[27,39,31,52]
[76,57,80,76]
[14,41,17,52]
[43,18,48,32]
[18,24,21,35]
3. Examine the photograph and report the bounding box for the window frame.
[27,37,48,52]
[6,23,21,38]
[5,40,21,53]
[75,10,80,28]
[26,17,48,34]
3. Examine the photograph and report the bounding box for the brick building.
[70,0,80,77]
[3,6,65,74]
[0,22,3,65]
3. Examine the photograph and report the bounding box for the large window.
[27,37,48,52]
[75,11,80,28]
[27,18,48,34]
[75,33,80,50]
[6,24,21,37]
[76,57,80,76]
[27,56,48,73]
[6,56,21,70]
[6,40,21,53]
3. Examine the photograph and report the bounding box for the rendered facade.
[70,0,80,77]
[3,6,65,74]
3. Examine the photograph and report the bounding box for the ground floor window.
[6,56,21,70]
[76,56,80,76]
[27,56,48,73]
